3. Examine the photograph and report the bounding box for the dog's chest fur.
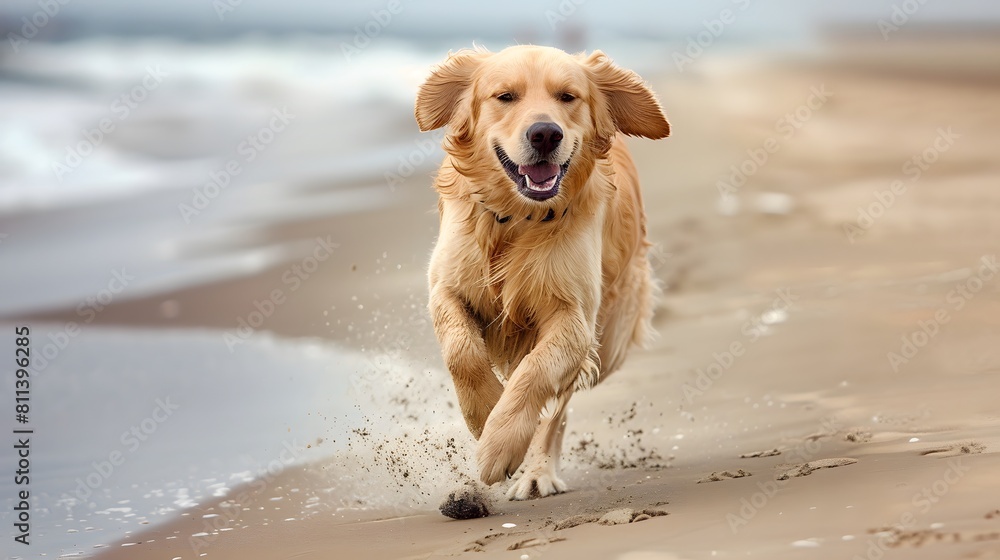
[465,222,553,374]
[450,208,600,381]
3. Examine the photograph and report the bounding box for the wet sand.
[12,36,1000,559]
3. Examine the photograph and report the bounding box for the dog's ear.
[415,49,490,132]
[583,50,670,139]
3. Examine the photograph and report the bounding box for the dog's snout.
[527,122,563,158]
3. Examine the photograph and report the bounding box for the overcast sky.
[1,0,998,40]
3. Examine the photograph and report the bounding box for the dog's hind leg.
[506,391,572,499]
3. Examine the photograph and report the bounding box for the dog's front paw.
[507,467,568,500]
[477,407,536,485]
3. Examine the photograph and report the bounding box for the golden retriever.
[415,45,670,500]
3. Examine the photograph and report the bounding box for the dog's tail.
[632,247,663,350]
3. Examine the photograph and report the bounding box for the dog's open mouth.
[495,146,571,201]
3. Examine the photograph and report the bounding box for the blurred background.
[1,1,999,558]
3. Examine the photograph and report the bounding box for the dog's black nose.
[527,122,563,158]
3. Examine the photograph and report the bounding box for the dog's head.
[415,46,669,210]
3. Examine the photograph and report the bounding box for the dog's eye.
[559,92,576,102]
[496,92,515,102]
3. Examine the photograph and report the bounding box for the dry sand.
[27,36,1000,559]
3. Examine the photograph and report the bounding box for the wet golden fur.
[415,45,669,499]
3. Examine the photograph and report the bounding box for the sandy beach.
[2,28,1000,560]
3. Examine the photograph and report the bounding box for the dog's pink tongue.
[517,162,559,184]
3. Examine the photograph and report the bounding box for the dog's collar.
[484,204,569,224]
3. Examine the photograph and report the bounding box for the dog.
[415,45,669,500]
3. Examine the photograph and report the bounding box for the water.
[0,325,366,557]
[0,36,437,212]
